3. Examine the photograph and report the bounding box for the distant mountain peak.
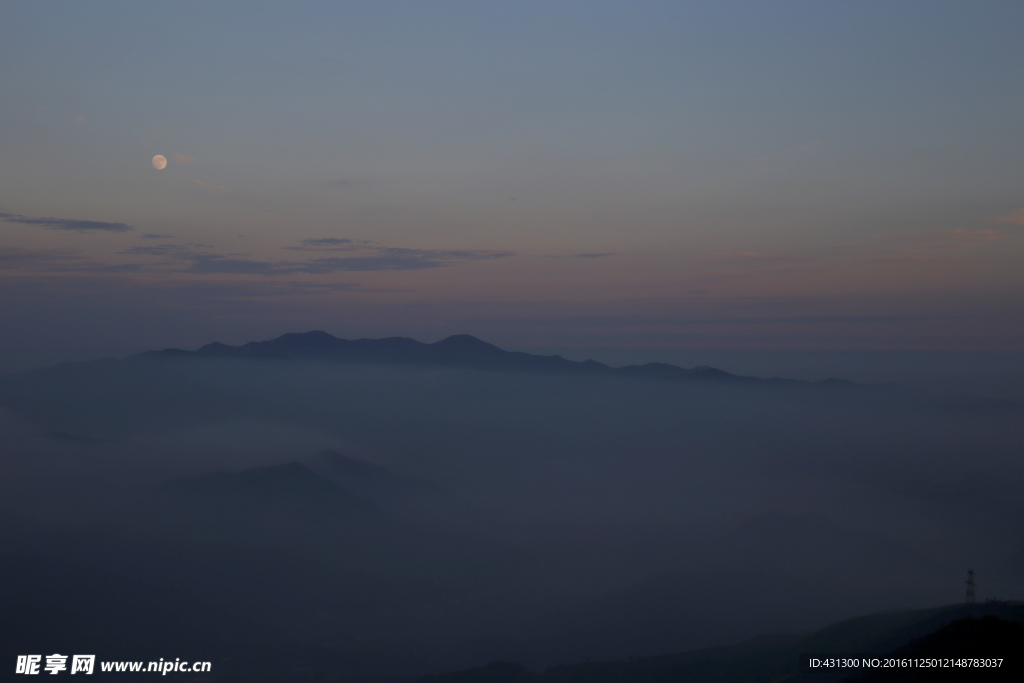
[275,330,337,343]
[433,334,492,347]
[196,341,233,353]
[431,334,505,356]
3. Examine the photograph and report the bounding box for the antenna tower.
[965,569,976,604]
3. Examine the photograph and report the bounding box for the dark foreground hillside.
[404,603,1024,683]
[846,615,1022,682]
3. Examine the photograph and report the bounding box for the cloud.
[284,238,372,252]
[0,247,147,274]
[189,248,512,275]
[310,247,512,272]
[141,233,174,239]
[167,278,388,296]
[544,252,618,260]
[73,263,149,273]
[702,229,1013,275]
[0,274,381,314]
[918,228,1007,247]
[867,253,935,264]
[282,281,367,292]
[184,255,280,275]
[940,228,1008,246]
[0,210,134,233]
[0,247,84,267]
[981,208,1024,226]
[5,235,513,279]
[175,154,194,164]
[119,242,514,275]
[193,179,227,193]
[120,244,201,258]
[284,239,515,269]
[302,238,354,247]
[883,229,1009,257]
[950,228,1007,244]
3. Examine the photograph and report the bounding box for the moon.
[152,154,167,170]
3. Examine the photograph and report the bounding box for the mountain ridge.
[140,330,855,389]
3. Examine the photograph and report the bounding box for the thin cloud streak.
[283,238,373,252]
[187,249,513,275]
[117,242,515,275]
[543,253,618,259]
[300,238,357,247]
[0,273,383,307]
[982,208,1024,226]
[120,244,208,258]
[0,210,134,233]
[703,228,1015,277]
[890,228,1009,249]
[0,247,147,274]
[0,246,85,266]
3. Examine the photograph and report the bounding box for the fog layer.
[1,355,1021,676]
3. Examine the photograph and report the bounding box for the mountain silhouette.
[143,330,851,388]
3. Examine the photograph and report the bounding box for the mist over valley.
[1,332,1021,679]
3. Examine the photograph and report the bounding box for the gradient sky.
[2,1,1023,374]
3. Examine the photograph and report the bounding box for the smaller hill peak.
[436,334,485,344]
[274,330,338,342]
[433,334,500,350]
[195,341,235,355]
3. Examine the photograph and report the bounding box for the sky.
[2,1,1023,377]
